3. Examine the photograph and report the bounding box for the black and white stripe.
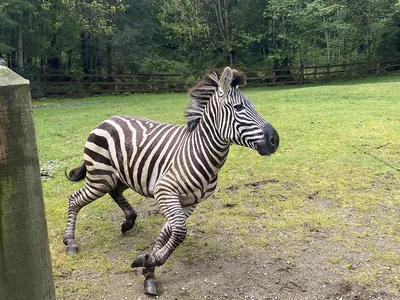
[64,67,279,293]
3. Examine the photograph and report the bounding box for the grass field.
[33,75,400,299]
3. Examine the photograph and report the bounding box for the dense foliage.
[1,0,399,75]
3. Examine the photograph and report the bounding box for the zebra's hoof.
[66,245,78,255]
[131,254,157,268]
[131,254,147,268]
[144,278,158,296]
[121,219,135,234]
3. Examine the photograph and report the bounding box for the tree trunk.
[228,50,234,65]
[107,43,112,74]
[0,67,56,300]
[81,32,90,74]
[17,28,24,71]
[323,16,331,64]
[47,39,61,73]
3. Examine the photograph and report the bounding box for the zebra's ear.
[218,67,234,95]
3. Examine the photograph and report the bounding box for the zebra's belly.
[179,194,199,207]
[117,168,161,198]
[120,169,218,205]
[179,187,216,207]
[127,182,155,199]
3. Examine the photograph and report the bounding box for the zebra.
[64,67,279,295]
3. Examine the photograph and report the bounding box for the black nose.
[255,123,279,156]
[269,130,279,150]
[263,123,279,151]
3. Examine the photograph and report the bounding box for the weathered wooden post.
[0,67,56,299]
[376,62,381,76]
[300,63,304,82]
[326,63,331,79]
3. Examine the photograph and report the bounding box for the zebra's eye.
[233,103,244,111]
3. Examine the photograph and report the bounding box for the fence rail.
[33,58,400,95]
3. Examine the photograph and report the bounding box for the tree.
[0,0,35,71]
[1,0,400,78]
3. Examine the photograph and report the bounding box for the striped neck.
[188,97,230,179]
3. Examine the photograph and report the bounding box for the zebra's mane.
[186,69,245,132]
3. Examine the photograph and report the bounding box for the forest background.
[1,0,400,76]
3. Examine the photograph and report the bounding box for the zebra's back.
[83,116,188,198]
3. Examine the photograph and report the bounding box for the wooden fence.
[33,58,400,95]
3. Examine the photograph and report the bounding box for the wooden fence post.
[0,67,56,300]
[376,62,381,75]
[300,63,304,82]
[327,63,331,79]
[272,70,277,83]
[314,65,318,80]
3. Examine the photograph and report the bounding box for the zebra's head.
[187,67,279,156]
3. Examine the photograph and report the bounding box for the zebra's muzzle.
[255,123,279,156]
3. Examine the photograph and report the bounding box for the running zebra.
[64,67,279,295]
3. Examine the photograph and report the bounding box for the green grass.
[34,74,400,298]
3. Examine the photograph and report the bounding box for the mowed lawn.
[33,75,400,299]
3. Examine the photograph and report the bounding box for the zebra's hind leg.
[64,183,110,255]
[109,185,137,234]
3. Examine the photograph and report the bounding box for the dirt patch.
[55,228,399,300]
[54,174,400,300]
[40,160,61,180]
[225,179,280,194]
[243,179,280,188]
[55,255,396,300]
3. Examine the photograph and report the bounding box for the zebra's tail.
[65,163,87,182]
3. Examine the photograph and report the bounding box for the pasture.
[34,75,400,299]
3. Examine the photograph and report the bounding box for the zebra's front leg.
[131,222,176,296]
[140,222,172,295]
[131,196,190,268]
[132,204,196,295]
[131,214,186,267]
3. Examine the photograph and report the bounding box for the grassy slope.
[33,75,400,298]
